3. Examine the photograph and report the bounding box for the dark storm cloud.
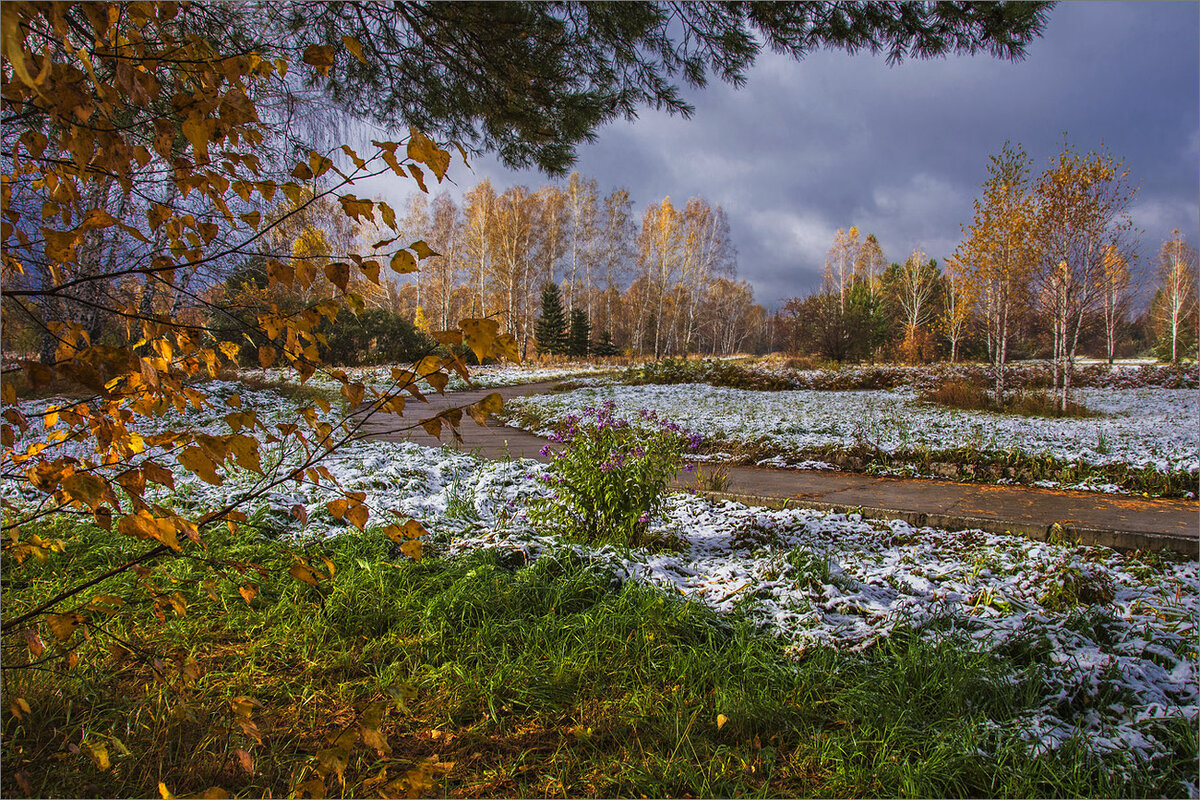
[367,1,1199,309]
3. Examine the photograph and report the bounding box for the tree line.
[210,174,771,361]
[778,140,1198,408]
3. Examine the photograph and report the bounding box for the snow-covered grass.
[5,381,1198,793]
[503,382,1200,495]
[238,360,622,396]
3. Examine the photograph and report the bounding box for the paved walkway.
[357,381,1199,556]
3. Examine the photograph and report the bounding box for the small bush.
[528,402,699,547]
[920,380,992,411]
[693,462,731,493]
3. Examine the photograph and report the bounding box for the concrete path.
[357,381,1199,556]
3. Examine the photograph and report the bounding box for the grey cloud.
[363,1,1198,307]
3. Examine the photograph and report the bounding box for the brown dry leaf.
[389,249,417,274]
[360,701,390,756]
[24,629,44,657]
[234,748,254,774]
[294,777,326,799]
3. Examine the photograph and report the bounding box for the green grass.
[2,519,1193,798]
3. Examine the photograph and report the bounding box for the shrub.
[919,379,1101,418]
[529,402,699,547]
[316,308,437,366]
[624,358,796,391]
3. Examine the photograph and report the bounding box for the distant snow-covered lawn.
[504,383,1200,478]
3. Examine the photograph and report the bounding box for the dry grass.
[920,380,1102,419]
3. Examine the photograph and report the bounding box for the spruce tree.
[567,308,591,358]
[535,283,567,356]
[593,330,621,357]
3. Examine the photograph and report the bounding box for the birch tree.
[1033,141,1138,410]
[895,246,940,361]
[427,192,464,330]
[854,233,887,300]
[954,143,1037,404]
[462,179,496,317]
[563,172,598,315]
[824,226,861,312]
[635,197,683,358]
[597,188,636,340]
[1153,231,1199,363]
[1098,243,1132,366]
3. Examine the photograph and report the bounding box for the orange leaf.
[467,393,503,427]
[61,472,106,508]
[302,44,335,76]
[345,503,369,531]
[400,539,423,561]
[288,562,320,586]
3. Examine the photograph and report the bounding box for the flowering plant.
[529,401,700,547]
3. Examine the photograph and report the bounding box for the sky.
[361,1,1199,310]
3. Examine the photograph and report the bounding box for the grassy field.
[3,518,1194,799]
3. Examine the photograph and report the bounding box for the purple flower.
[539,444,552,457]
[684,463,695,473]
[638,512,650,524]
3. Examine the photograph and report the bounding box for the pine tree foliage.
[285,2,1054,174]
[567,309,591,358]
[534,282,567,356]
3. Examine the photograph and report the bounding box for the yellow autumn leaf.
[82,740,110,771]
[389,249,417,274]
[399,539,422,561]
[409,239,439,260]
[177,446,223,486]
[458,318,500,363]
[406,128,450,180]
[47,612,83,641]
[467,393,503,426]
[342,35,367,64]
[288,562,320,586]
